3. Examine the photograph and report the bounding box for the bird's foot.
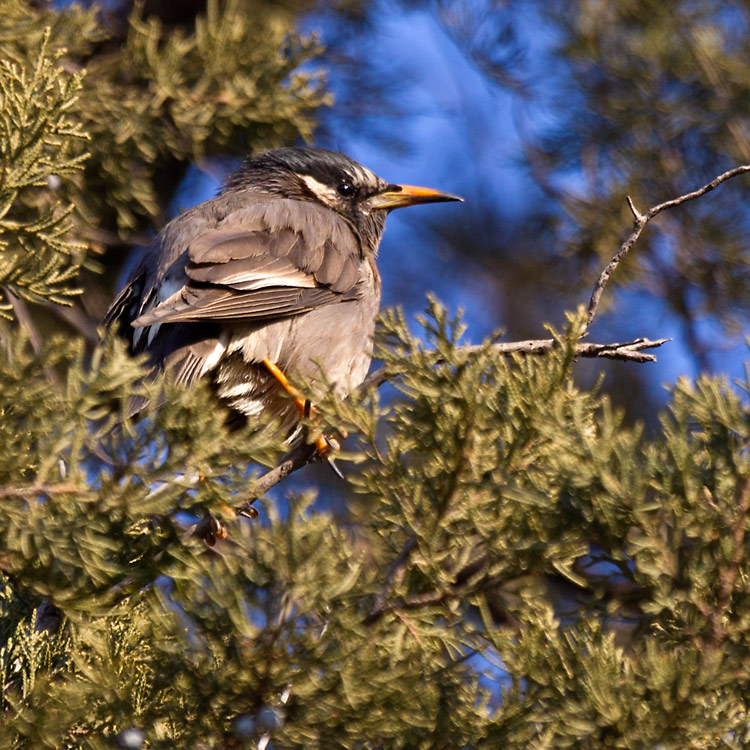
[262,357,348,478]
[315,435,344,479]
[314,433,345,479]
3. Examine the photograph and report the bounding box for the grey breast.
[104,190,380,426]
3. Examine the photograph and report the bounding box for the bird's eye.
[337,181,355,198]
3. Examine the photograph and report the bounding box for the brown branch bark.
[6,288,62,387]
[365,533,418,624]
[0,482,90,500]
[233,442,318,516]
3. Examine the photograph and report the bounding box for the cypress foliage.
[0,30,88,314]
[2,2,750,749]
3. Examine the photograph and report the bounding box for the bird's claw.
[326,455,345,479]
[314,434,345,478]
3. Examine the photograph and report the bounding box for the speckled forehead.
[347,161,381,187]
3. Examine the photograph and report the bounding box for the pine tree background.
[2,1,750,748]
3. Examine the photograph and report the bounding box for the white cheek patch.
[300,175,341,206]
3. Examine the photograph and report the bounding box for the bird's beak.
[368,183,464,211]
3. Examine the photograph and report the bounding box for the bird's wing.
[130,204,362,328]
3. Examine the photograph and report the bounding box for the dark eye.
[337,181,355,198]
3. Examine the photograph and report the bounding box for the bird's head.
[223,147,462,253]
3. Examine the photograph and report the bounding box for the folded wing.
[131,205,362,329]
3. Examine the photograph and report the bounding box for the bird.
[104,146,462,462]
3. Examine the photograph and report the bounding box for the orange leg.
[262,358,308,415]
[262,358,340,458]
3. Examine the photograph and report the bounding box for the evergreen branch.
[706,474,750,647]
[584,163,750,332]
[226,334,668,511]
[369,413,481,624]
[0,31,90,316]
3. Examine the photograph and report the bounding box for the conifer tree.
[2,2,750,749]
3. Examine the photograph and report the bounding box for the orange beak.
[368,183,463,211]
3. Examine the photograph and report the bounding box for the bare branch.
[374,589,453,616]
[626,195,642,221]
[234,442,317,516]
[358,337,670,399]
[585,164,750,332]
[6,288,62,387]
[185,443,320,544]
[472,337,669,362]
[0,482,91,500]
[40,298,100,344]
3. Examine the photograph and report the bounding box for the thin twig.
[366,533,418,624]
[83,226,152,248]
[0,483,90,500]
[475,337,669,361]
[234,442,317,515]
[6,288,61,387]
[585,164,750,332]
[40,298,100,344]
[372,588,455,617]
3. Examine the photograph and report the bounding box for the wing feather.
[132,286,342,326]
[124,198,364,331]
[187,256,316,289]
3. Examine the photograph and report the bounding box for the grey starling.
[104,147,461,454]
